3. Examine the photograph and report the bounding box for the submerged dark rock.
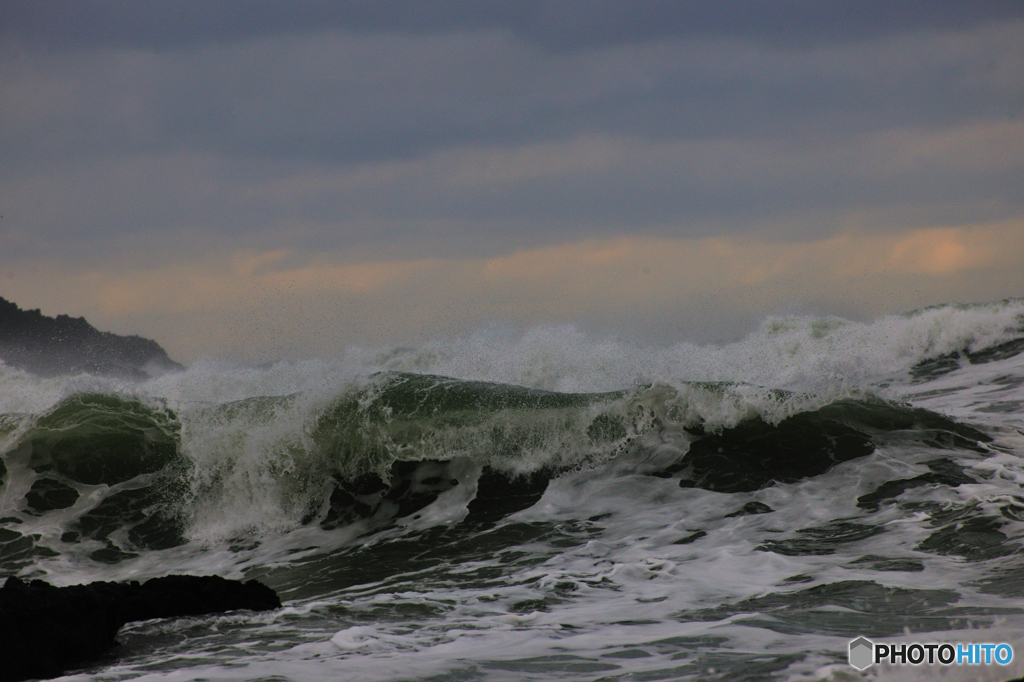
[0,297,184,379]
[658,397,991,494]
[909,336,1024,382]
[465,467,551,526]
[0,574,281,682]
[316,459,550,532]
[674,413,875,493]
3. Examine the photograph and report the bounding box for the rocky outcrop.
[0,297,183,379]
[0,574,281,682]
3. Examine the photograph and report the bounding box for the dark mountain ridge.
[0,297,183,379]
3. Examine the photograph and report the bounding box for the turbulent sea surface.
[4,300,1024,681]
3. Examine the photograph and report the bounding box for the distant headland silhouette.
[0,297,183,379]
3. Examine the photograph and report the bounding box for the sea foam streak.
[2,298,1024,680]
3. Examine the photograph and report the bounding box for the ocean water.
[3,299,1024,681]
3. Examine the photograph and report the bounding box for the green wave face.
[0,372,998,572]
[0,372,662,565]
[308,372,643,480]
[0,393,187,570]
[22,393,181,485]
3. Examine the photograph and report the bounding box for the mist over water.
[3,298,1024,680]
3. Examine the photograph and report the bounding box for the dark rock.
[0,297,184,379]
[857,458,975,511]
[465,467,550,526]
[726,501,775,517]
[675,415,875,493]
[909,336,1024,382]
[0,574,281,682]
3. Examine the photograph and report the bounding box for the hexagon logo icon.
[849,637,874,670]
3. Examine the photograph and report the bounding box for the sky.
[1,0,1023,364]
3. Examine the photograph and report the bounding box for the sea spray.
[2,299,1024,680]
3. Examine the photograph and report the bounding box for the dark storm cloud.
[2,1,1024,361]
[3,0,1023,52]
[0,0,1022,264]
[3,19,1020,164]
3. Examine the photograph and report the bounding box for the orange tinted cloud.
[4,221,1022,362]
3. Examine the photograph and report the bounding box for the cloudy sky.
[2,1,1022,363]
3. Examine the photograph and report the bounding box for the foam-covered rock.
[0,575,280,681]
